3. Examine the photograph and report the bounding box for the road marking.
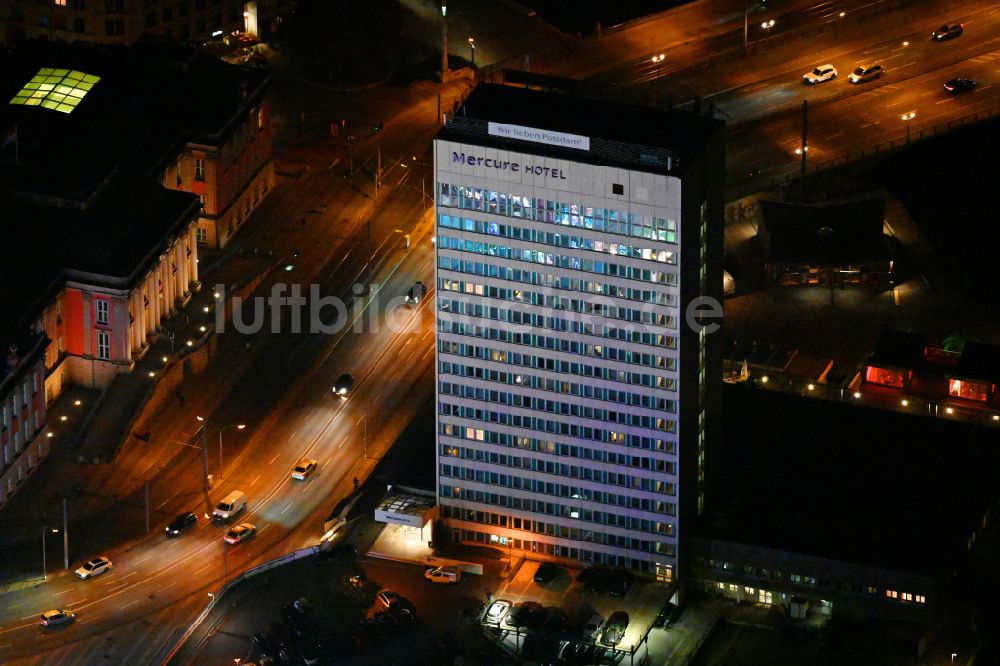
[157,582,176,594]
[121,599,142,610]
[400,337,413,351]
[135,554,153,565]
[18,614,38,621]
[77,614,102,625]
[281,501,293,515]
[155,488,183,510]
[269,452,280,465]
[103,571,138,585]
[896,61,916,70]
[65,600,87,609]
[250,474,262,487]
[935,97,954,105]
[288,431,298,442]
[194,564,212,576]
[0,644,11,650]
[302,483,310,494]
[54,588,73,597]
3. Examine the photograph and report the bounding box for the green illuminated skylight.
[9,68,101,114]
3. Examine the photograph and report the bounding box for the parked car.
[165,511,197,537]
[291,458,317,480]
[600,611,630,647]
[505,601,543,628]
[75,556,112,579]
[932,23,963,40]
[803,64,837,84]
[332,373,355,397]
[849,64,883,84]
[376,589,400,608]
[223,522,256,545]
[534,562,561,584]
[40,609,75,627]
[576,565,632,597]
[557,641,599,665]
[484,599,511,625]
[251,632,277,657]
[424,565,461,584]
[405,281,427,304]
[944,78,976,93]
[581,612,604,640]
[543,607,568,634]
[653,602,679,628]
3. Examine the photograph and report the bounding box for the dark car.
[505,601,544,628]
[557,642,599,665]
[165,511,197,537]
[944,78,976,93]
[534,562,561,584]
[653,602,679,628]
[932,23,963,40]
[543,607,568,634]
[332,373,355,397]
[576,565,633,597]
[600,611,630,647]
[250,632,277,657]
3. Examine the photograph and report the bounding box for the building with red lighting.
[0,38,269,509]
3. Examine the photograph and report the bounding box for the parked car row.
[250,596,386,664]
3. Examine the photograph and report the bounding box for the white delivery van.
[212,490,247,521]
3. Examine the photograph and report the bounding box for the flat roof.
[706,384,1000,577]
[953,341,1000,383]
[436,83,723,177]
[757,198,889,264]
[867,329,928,370]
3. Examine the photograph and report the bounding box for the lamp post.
[468,37,475,66]
[197,416,246,474]
[761,19,775,37]
[42,527,58,581]
[651,53,665,79]
[440,2,449,80]
[901,111,916,142]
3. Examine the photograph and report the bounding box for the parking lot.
[482,559,672,664]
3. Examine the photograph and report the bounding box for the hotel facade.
[433,85,724,586]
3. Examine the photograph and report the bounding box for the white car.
[803,64,837,84]
[484,599,511,625]
[291,458,317,480]
[40,609,75,627]
[75,556,112,579]
[424,565,461,584]
[223,522,256,545]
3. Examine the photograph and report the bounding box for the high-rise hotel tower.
[433,84,724,586]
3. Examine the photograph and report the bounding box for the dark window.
[178,0,188,16]
[145,11,156,26]
[178,21,189,37]
[105,0,123,13]
[612,183,624,195]
[71,0,86,9]
[195,0,205,8]
[163,6,172,21]
[73,17,84,32]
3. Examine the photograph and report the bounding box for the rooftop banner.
[488,122,590,151]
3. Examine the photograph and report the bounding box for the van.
[424,565,461,584]
[212,490,247,521]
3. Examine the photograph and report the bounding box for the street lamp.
[42,527,59,581]
[197,416,246,472]
[761,19,775,37]
[651,53,665,79]
[468,37,475,66]
[901,111,916,142]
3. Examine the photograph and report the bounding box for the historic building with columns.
[0,37,269,508]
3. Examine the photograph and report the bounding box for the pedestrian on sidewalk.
[353,476,359,490]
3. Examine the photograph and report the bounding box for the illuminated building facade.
[1,0,293,48]
[0,38,265,508]
[433,85,724,585]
